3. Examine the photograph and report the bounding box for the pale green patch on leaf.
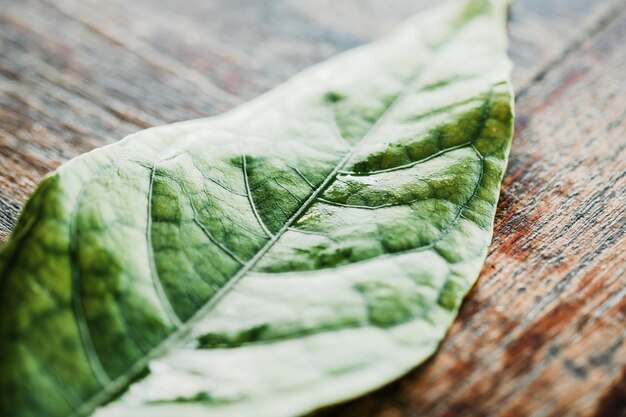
[0,0,514,416]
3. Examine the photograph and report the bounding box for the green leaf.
[0,1,514,416]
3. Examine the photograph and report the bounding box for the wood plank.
[0,1,625,415]
[38,0,622,95]
[37,0,437,100]
[313,8,626,417]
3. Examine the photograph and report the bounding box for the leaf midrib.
[198,146,489,351]
[71,70,423,417]
[73,26,469,417]
[178,67,427,343]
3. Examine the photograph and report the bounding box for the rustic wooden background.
[1,0,625,416]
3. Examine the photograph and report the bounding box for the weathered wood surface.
[0,0,625,416]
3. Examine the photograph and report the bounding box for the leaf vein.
[147,162,183,327]
[241,152,274,238]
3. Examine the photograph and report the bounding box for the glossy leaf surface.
[0,1,513,416]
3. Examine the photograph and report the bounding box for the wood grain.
[1,0,625,416]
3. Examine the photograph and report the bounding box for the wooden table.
[1,0,625,416]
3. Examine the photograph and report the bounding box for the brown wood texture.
[1,0,625,416]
